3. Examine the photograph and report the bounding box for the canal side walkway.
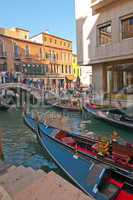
[0,165,94,200]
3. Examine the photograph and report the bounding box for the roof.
[14,27,30,32]
[31,32,72,43]
[0,34,43,46]
[44,45,72,52]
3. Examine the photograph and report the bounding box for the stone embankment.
[0,165,94,200]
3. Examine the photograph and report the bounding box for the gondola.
[45,98,81,112]
[84,104,133,130]
[24,114,133,178]
[24,114,133,200]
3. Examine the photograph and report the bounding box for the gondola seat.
[77,146,97,156]
[61,137,75,146]
[112,152,129,166]
[106,178,124,188]
[116,190,133,200]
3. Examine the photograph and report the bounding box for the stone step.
[0,166,34,191]
[9,169,46,197]
[14,171,93,200]
[0,185,12,200]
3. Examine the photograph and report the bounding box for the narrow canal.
[0,106,133,174]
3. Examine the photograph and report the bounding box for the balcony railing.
[91,0,116,9]
[0,51,7,58]
[14,54,21,60]
[23,54,33,59]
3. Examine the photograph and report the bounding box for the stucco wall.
[75,0,133,65]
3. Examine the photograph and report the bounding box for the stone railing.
[0,83,42,101]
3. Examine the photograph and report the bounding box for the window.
[51,64,53,73]
[45,65,48,73]
[122,16,133,39]
[57,65,59,73]
[65,65,67,73]
[45,52,49,59]
[62,65,64,73]
[25,35,27,39]
[39,48,42,58]
[69,65,71,74]
[44,37,47,42]
[55,39,57,44]
[98,23,112,45]
[25,45,30,56]
[50,51,56,62]
[0,40,4,55]
[53,65,55,73]
[60,41,62,46]
[64,42,66,46]
[14,43,19,57]
[56,53,58,60]
[50,38,52,43]
[69,43,71,48]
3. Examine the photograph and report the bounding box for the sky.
[0,0,77,53]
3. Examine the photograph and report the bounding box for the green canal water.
[0,106,133,173]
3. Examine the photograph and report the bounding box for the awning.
[65,75,76,81]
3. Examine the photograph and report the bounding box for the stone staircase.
[0,165,94,200]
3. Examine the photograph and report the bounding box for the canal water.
[0,106,133,174]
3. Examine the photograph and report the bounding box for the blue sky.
[0,0,76,53]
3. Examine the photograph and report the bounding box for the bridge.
[0,83,59,102]
[0,83,43,101]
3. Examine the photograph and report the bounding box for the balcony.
[0,51,7,59]
[14,54,21,60]
[91,0,116,10]
[23,54,33,60]
[46,73,64,79]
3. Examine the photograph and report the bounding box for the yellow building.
[72,54,80,78]
[0,27,29,40]
[31,32,74,89]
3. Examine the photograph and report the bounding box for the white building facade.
[75,0,133,102]
[80,66,92,87]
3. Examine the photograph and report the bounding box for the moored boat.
[84,104,133,130]
[24,114,133,200]
[24,114,133,178]
[46,98,82,112]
